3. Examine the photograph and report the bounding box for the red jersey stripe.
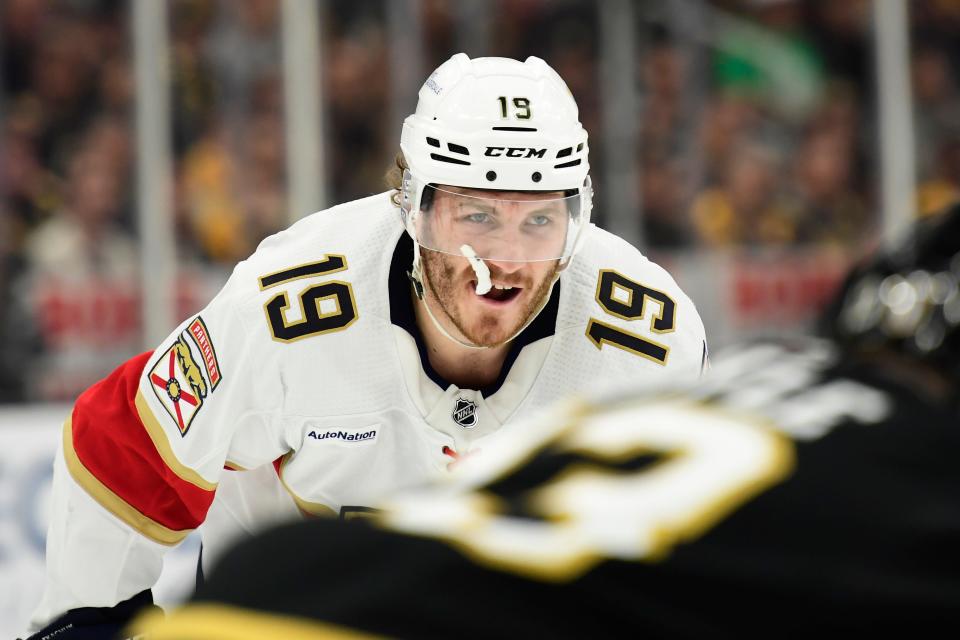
[68,351,217,540]
[63,417,191,546]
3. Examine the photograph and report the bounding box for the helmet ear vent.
[486,170,497,182]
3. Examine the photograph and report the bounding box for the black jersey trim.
[388,236,559,397]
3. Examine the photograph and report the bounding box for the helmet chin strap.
[409,243,486,350]
[408,242,562,352]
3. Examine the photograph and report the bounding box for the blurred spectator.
[171,0,218,153]
[84,114,135,227]
[26,144,133,278]
[1,0,49,97]
[326,26,389,202]
[97,55,134,116]
[28,14,103,169]
[806,81,862,155]
[238,109,286,238]
[204,0,281,116]
[639,151,692,248]
[179,108,286,263]
[171,1,289,263]
[1,112,62,241]
[697,93,765,187]
[3,141,140,401]
[421,0,455,61]
[690,141,797,247]
[179,121,249,263]
[911,0,960,72]
[911,44,960,180]
[806,1,870,100]
[640,41,689,161]
[917,137,960,217]
[788,128,869,247]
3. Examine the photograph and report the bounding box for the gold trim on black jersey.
[134,604,384,639]
[392,396,794,583]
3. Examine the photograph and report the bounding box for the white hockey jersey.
[30,192,707,628]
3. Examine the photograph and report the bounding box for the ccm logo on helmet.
[484,146,547,159]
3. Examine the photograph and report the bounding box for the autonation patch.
[306,426,379,445]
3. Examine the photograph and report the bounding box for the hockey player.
[25,54,707,638]
[137,206,960,638]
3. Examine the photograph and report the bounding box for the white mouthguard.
[460,244,491,295]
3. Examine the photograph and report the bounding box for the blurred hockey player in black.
[137,205,960,637]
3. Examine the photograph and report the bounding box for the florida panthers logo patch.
[452,398,478,429]
[187,317,222,389]
[148,317,222,436]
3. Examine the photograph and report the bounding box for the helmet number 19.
[497,96,532,120]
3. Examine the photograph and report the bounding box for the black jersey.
[139,338,960,639]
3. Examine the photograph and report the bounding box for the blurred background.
[2,0,957,403]
[0,0,957,634]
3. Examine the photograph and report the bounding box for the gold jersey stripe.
[278,453,338,518]
[62,417,192,546]
[135,389,218,491]
[134,604,384,640]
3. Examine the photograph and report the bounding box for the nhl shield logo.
[452,398,478,429]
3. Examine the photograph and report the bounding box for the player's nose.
[484,254,526,276]
[486,233,528,264]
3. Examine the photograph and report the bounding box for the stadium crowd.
[2,0,960,401]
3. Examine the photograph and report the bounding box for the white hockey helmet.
[399,53,592,265]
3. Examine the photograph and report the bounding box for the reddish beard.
[421,249,559,347]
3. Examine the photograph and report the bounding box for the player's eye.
[462,212,493,224]
[527,214,552,227]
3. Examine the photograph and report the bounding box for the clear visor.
[406,182,587,262]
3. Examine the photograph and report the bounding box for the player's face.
[421,187,564,347]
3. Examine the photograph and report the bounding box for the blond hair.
[385,151,407,207]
